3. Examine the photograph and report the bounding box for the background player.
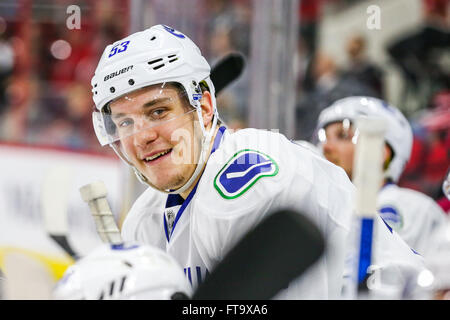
[315,96,448,259]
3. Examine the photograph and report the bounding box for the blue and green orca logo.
[214,149,278,199]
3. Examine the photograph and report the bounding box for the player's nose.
[322,139,336,157]
[133,120,158,148]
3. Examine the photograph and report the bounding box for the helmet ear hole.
[386,144,395,162]
[102,105,117,135]
[383,144,395,171]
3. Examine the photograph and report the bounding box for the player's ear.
[199,91,214,128]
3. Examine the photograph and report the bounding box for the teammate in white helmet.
[315,96,448,259]
[443,169,450,202]
[52,242,192,300]
[90,25,423,299]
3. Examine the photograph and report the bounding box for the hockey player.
[315,96,448,259]
[90,25,423,299]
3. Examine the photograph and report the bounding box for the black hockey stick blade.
[49,234,79,260]
[41,165,79,261]
[210,52,245,95]
[192,209,325,300]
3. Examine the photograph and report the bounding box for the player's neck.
[180,125,220,199]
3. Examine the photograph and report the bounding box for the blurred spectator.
[0,17,14,117]
[209,23,234,64]
[48,27,96,90]
[399,91,450,201]
[297,0,325,92]
[0,1,131,155]
[295,51,377,141]
[298,0,348,93]
[27,81,99,151]
[205,0,251,126]
[0,0,254,152]
[387,0,449,110]
[298,0,322,58]
[93,0,128,55]
[0,73,34,142]
[340,34,385,99]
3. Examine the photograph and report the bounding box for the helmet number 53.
[108,41,130,58]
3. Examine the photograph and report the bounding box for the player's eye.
[337,131,348,139]
[147,107,168,120]
[337,129,353,140]
[118,118,134,128]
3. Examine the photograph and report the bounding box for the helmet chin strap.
[166,104,218,195]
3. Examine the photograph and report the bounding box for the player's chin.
[325,156,339,167]
[148,171,187,191]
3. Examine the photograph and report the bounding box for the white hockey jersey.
[377,183,449,257]
[121,126,424,299]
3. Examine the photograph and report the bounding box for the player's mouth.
[143,149,173,164]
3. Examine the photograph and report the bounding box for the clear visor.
[316,119,360,145]
[93,82,198,146]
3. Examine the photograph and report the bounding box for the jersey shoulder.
[379,184,444,212]
[198,128,289,215]
[198,128,354,220]
[193,128,356,264]
[377,184,447,232]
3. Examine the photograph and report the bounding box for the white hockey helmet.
[52,243,192,300]
[91,24,218,194]
[316,96,413,183]
[444,168,450,200]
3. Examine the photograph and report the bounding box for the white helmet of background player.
[444,168,450,200]
[52,243,192,300]
[316,96,413,183]
[90,24,218,194]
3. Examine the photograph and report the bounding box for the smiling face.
[108,83,202,191]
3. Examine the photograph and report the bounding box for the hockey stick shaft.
[80,181,123,245]
[352,117,386,293]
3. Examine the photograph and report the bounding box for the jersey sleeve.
[377,186,449,257]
